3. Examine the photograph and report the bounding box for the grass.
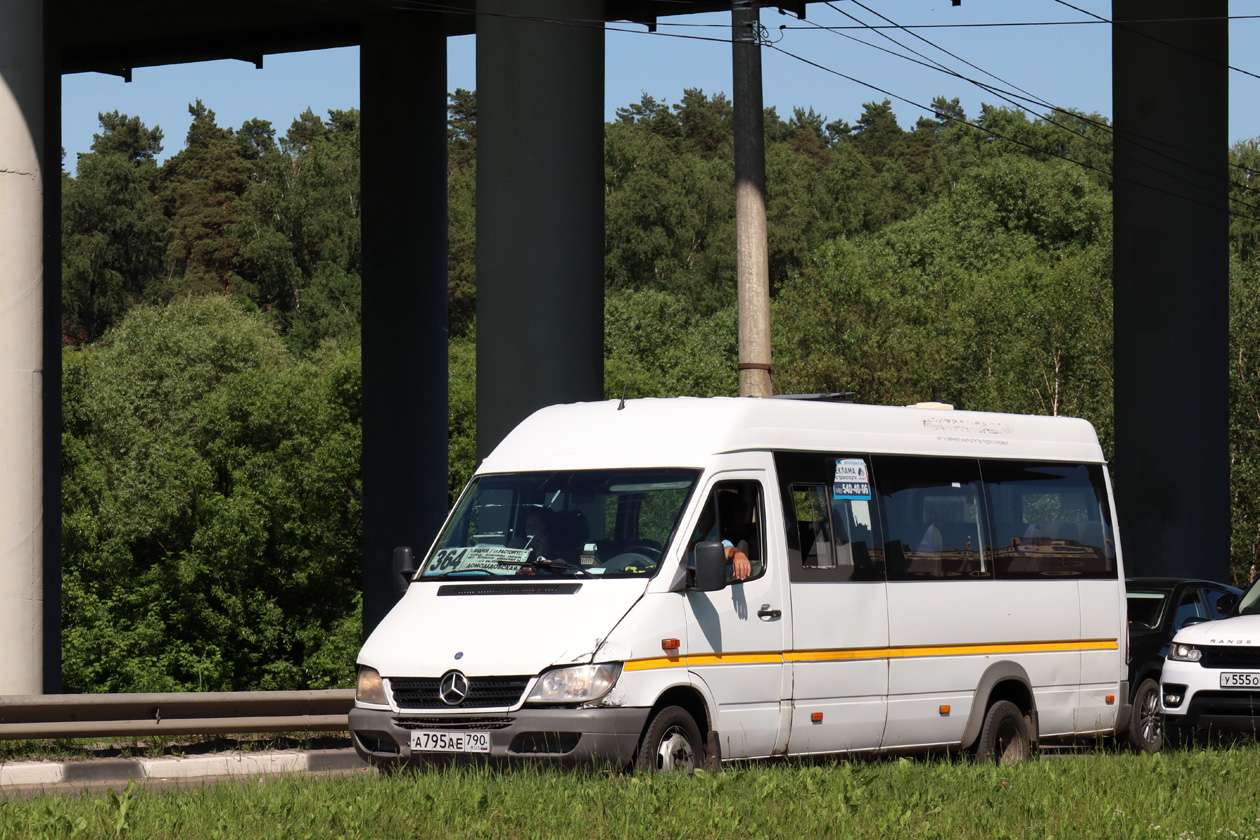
[4,746,1260,839]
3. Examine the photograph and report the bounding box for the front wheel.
[636,706,704,773]
[1128,678,1164,753]
[974,700,1032,765]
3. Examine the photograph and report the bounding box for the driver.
[690,491,752,582]
[509,507,552,551]
[717,492,754,581]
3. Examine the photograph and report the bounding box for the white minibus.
[350,397,1130,770]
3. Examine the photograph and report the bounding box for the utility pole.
[732,0,773,397]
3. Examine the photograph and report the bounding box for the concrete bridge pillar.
[475,0,606,459]
[359,9,450,634]
[1112,1,1229,580]
[0,0,51,693]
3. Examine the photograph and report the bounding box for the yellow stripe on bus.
[623,639,1118,671]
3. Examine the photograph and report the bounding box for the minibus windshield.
[418,469,700,580]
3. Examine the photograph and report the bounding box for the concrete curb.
[0,749,367,787]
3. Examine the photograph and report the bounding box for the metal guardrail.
[0,690,355,740]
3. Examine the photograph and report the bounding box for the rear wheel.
[1128,678,1164,753]
[974,700,1032,765]
[636,706,704,774]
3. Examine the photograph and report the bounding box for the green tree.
[604,288,738,399]
[161,101,252,296]
[448,90,478,334]
[62,113,168,342]
[233,108,363,352]
[773,155,1114,450]
[62,297,362,692]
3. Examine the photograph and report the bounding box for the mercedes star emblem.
[438,670,471,706]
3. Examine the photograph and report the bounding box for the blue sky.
[61,1,1260,173]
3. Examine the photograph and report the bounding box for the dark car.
[1125,577,1243,751]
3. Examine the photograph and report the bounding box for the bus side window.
[873,456,989,581]
[775,450,883,583]
[792,485,837,570]
[980,461,1116,579]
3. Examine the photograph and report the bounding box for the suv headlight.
[526,663,622,703]
[1168,643,1203,662]
[356,665,389,706]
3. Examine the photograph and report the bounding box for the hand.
[726,546,751,581]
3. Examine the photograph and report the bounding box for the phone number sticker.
[833,459,871,501]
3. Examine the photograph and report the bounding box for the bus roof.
[477,397,1105,475]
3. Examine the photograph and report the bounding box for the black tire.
[636,706,705,774]
[974,700,1032,765]
[1128,678,1164,753]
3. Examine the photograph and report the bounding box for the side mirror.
[1217,593,1239,615]
[1180,615,1207,630]
[691,542,727,592]
[392,546,418,596]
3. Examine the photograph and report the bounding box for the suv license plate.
[410,730,491,753]
[1219,672,1260,689]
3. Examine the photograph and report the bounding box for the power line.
[798,2,1260,207]
[780,14,1260,31]
[1050,0,1260,83]
[765,40,1252,222]
[387,0,1260,220]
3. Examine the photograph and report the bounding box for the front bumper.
[349,705,651,769]
[1162,661,1260,731]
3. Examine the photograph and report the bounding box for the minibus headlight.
[1168,643,1202,662]
[526,664,622,703]
[356,665,389,706]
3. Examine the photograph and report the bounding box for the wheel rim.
[1139,687,1163,745]
[655,726,696,772]
[994,717,1025,764]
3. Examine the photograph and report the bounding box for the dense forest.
[59,90,1260,693]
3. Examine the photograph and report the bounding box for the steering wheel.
[602,545,661,574]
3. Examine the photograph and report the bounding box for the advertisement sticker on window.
[833,458,872,501]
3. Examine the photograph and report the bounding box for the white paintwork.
[0,0,45,695]
[358,579,650,679]
[481,398,1105,474]
[1163,612,1260,721]
[787,579,889,754]
[358,397,1126,759]
[679,463,790,759]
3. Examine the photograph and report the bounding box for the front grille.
[393,717,515,731]
[1197,646,1260,669]
[389,676,531,709]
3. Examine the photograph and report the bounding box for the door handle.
[757,606,781,620]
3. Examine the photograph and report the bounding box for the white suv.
[1161,575,1260,735]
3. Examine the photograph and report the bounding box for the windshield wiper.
[423,568,501,580]
[501,558,593,577]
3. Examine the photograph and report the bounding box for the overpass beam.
[0,0,49,693]
[360,10,450,634]
[1112,1,1229,579]
[475,0,606,459]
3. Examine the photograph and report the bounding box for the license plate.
[410,730,491,753]
[1219,672,1260,689]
